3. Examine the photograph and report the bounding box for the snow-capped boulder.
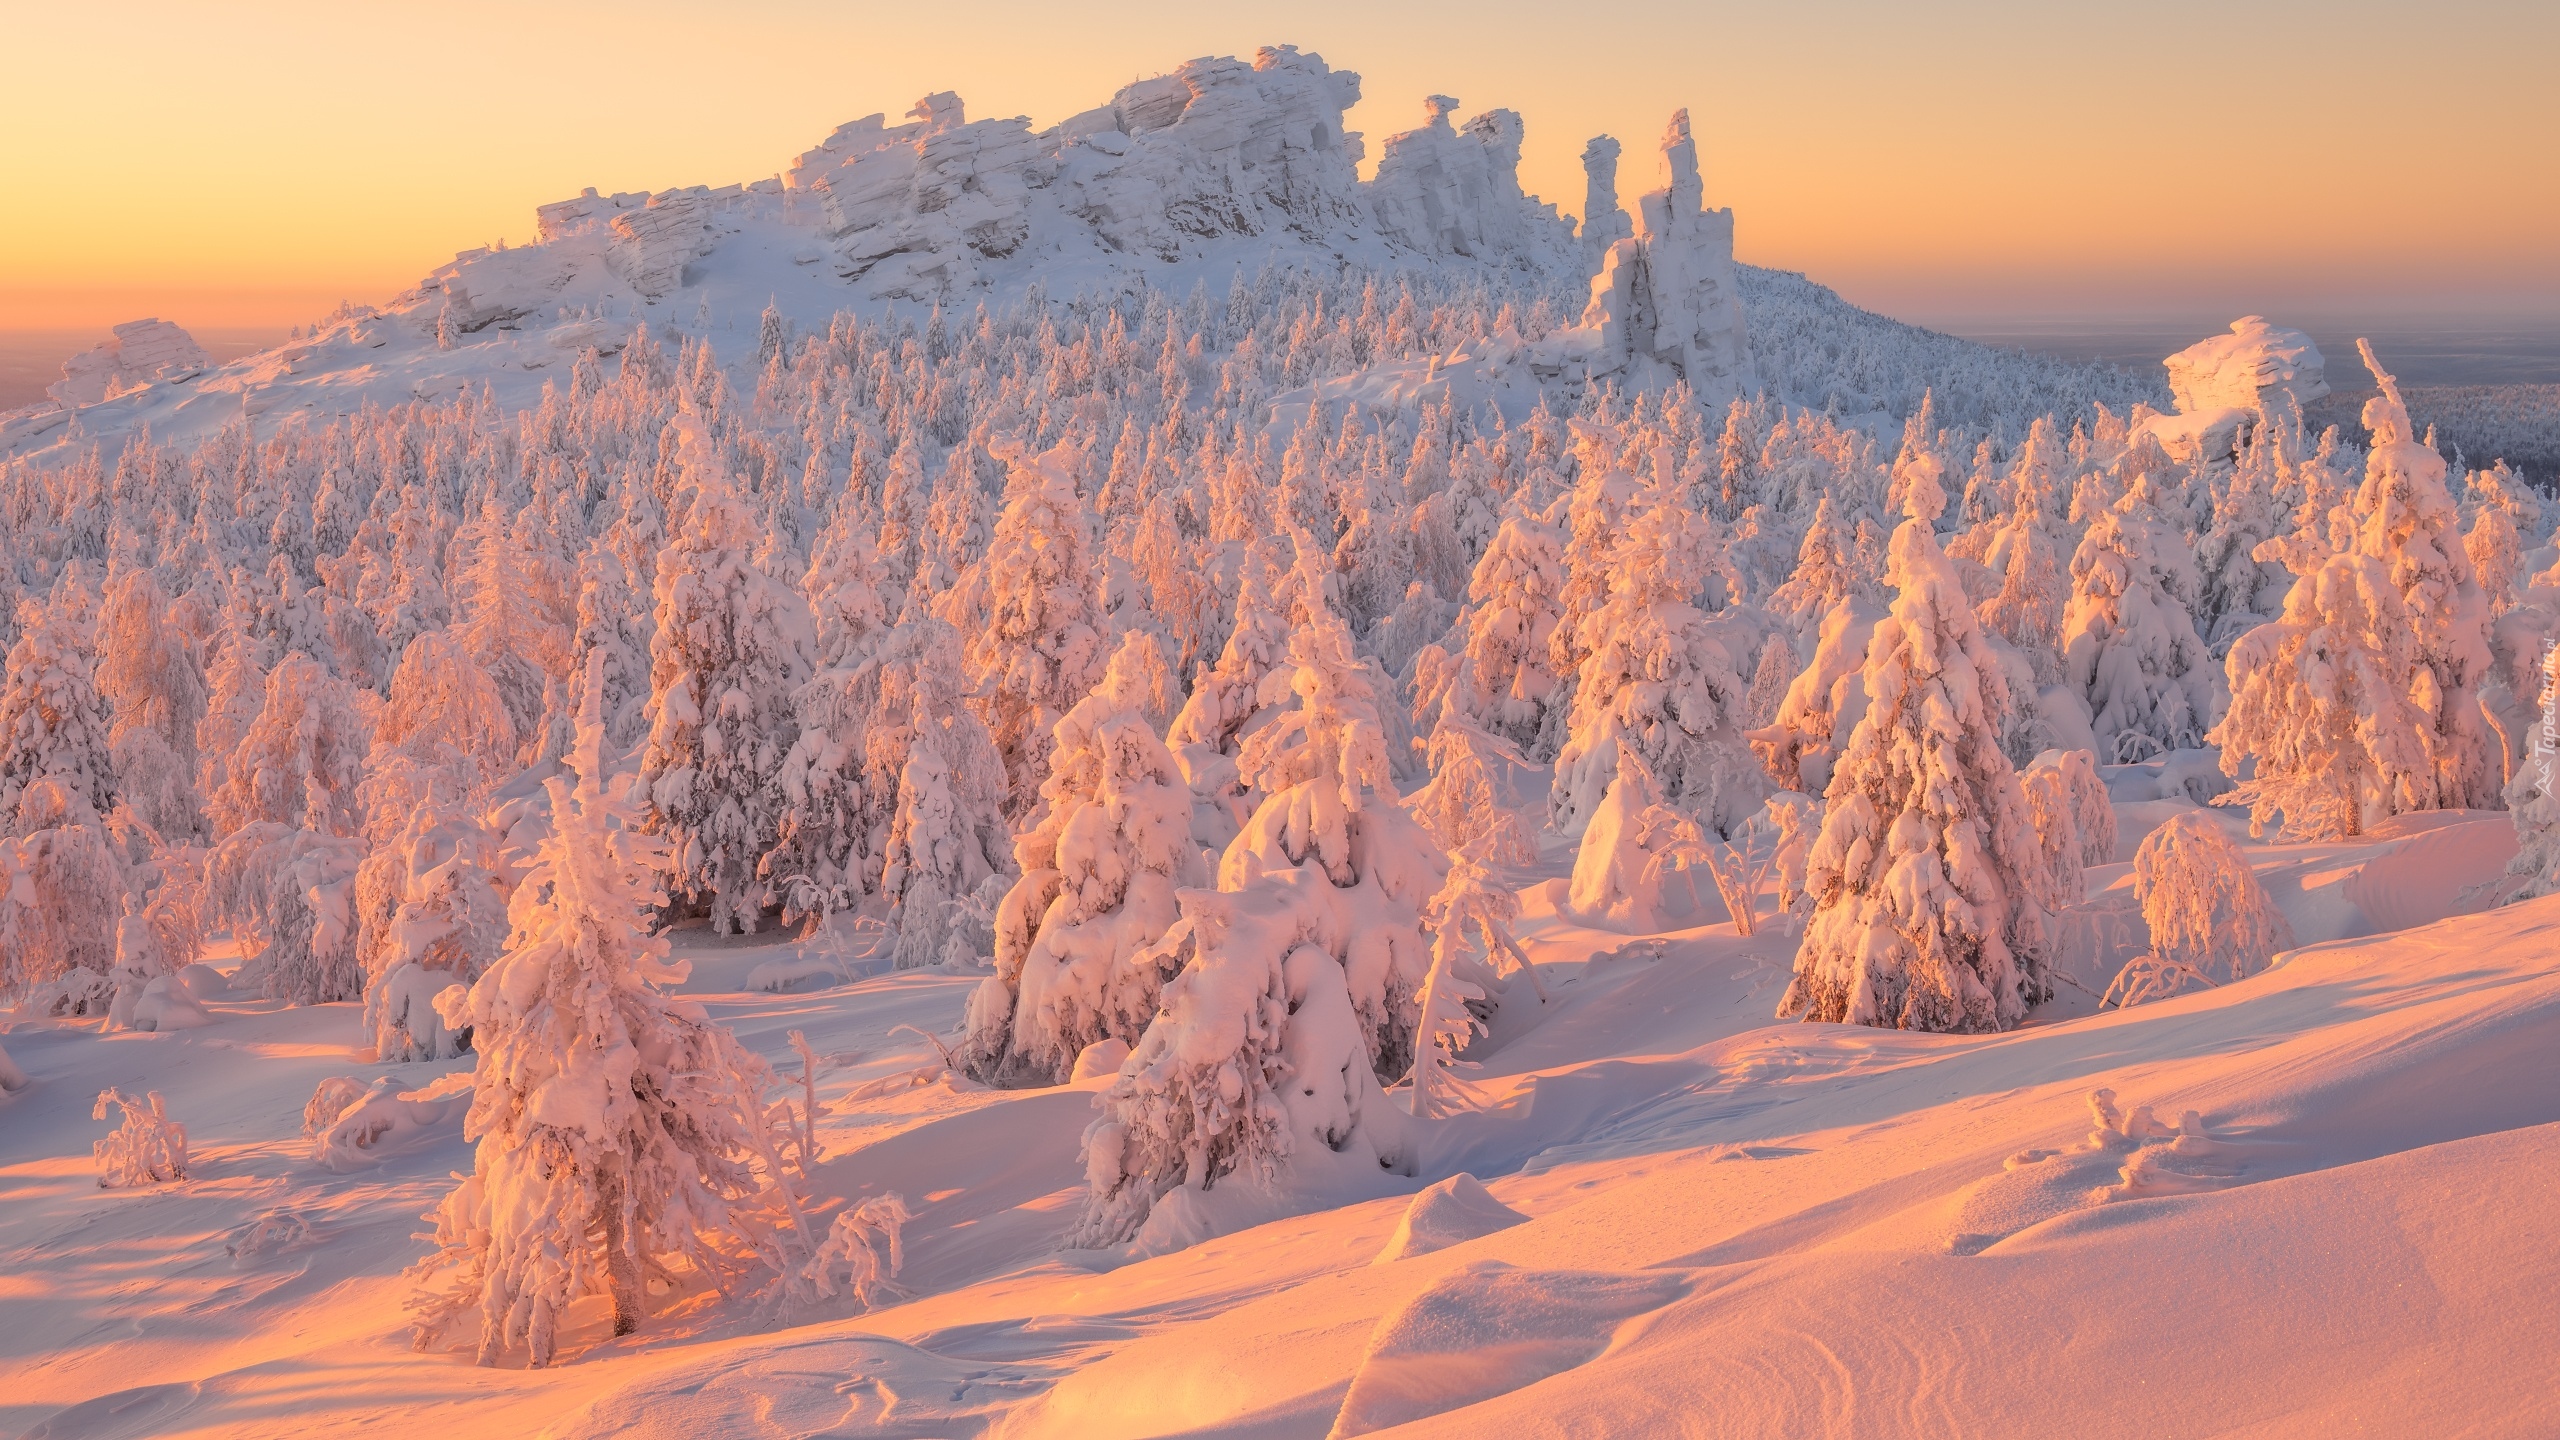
[2165,316,2328,417]
[48,319,210,406]
[2141,316,2329,462]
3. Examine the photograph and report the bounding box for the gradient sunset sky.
[5,0,2553,336]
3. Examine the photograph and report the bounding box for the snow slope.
[4,793,2553,1438]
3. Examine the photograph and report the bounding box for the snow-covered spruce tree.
[203,652,373,1004]
[2127,810,2292,984]
[411,671,808,1368]
[956,441,1107,821]
[1549,460,1760,842]
[2462,461,2538,614]
[2061,473,2221,763]
[1748,595,1883,795]
[1406,714,1537,866]
[2195,423,2297,648]
[363,805,510,1062]
[1975,484,2067,687]
[956,684,1202,1086]
[1776,466,2051,1032]
[1768,494,1876,634]
[640,470,817,933]
[768,616,1008,943]
[0,777,126,998]
[2211,343,2498,838]
[1543,418,1640,696]
[0,603,117,826]
[1445,503,1570,759]
[95,571,209,840]
[564,542,656,754]
[1075,569,1441,1248]
[2018,748,2113,912]
[1167,537,1291,761]
[878,659,1014,968]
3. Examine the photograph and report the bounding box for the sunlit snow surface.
[5,791,2555,1438]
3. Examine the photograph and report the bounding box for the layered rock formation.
[1532,110,1754,404]
[2143,316,2330,461]
[1367,97,1574,261]
[2165,316,2328,416]
[421,46,1582,322]
[49,319,210,407]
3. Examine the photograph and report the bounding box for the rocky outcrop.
[418,45,1581,317]
[1367,97,1574,262]
[605,193,714,299]
[2165,316,2328,416]
[1579,136,1632,260]
[1538,110,1754,404]
[2142,316,2330,461]
[49,319,210,407]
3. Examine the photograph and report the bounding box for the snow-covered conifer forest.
[4,44,2558,1439]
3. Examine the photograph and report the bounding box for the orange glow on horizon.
[3,0,2554,337]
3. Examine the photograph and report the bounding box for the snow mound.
[307,1074,468,1171]
[1945,1089,2250,1255]
[552,1333,1054,1440]
[1372,1172,1528,1263]
[1326,1260,1690,1437]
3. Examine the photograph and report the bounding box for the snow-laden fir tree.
[0,777,125,998]
[2212,343,2498,838]
[640,455,818,933]
[1768,494,1876,634]
[2462,460,2539,613]
[363,804,510,1062]
[2195,420,2299,648]
[412,666,808,1367]
[876,635,1015,968]
[1975,482,2067,686]
[2128,810,2292,985]
[1777,462,2051,1032]
[1075,553,1440,1248]
[94,571,209,840]
[0,602,117,825]
[1166,536,1292,761]
[1406,714,1537,866]
[956,678,1204,1085]
[2061,472,2221,763]
[1548,454,1760,841]
[1748,595,1883,796]
[1443,503,1570,759]
[202,652,373,1004]
[956,441,1107,819]
[2018,748,2112,912]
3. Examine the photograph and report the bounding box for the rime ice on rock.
[1552,111,1754,404]
[430,46,1580,326]
[1367,97,1575,261]
[1578,137,1632,260]
[606,194,713,300]
[2141,317,2329,462]
[2166,317,2329,417]
[48,319,211,407]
